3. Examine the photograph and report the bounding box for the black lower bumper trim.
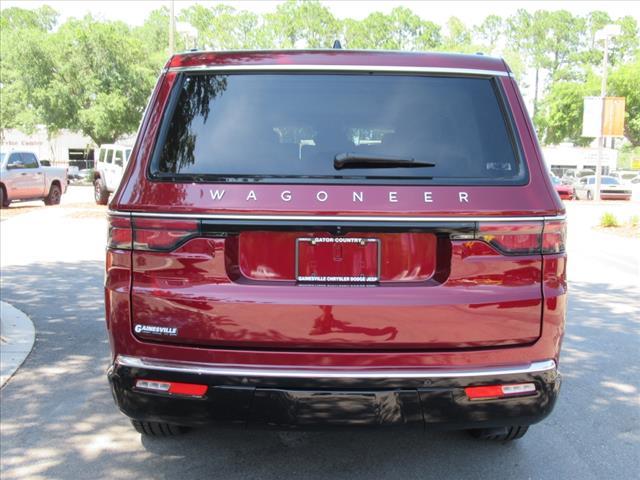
[108,361,560,430]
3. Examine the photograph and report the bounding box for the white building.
[0,127,96,167]
[542,144,618,177]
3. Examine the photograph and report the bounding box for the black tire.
[44,183,62,206]
[468,425,529,441]
[586,190,593,201]
[0,186,9,208]
[130,419,189,437]
[94,178,109,205]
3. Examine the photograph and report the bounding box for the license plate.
[295,237,380,283]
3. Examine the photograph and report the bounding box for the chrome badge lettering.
[209,189,471,204]
[134,324,178,336]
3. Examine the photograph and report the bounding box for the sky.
[3,0,640,26]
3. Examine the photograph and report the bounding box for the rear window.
[151,73,525,185]
[589,177,618,185]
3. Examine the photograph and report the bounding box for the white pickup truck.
[0,150,68,208]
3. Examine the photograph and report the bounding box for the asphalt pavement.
[0,188,638,479]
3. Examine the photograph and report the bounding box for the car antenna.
[333,40,342,49]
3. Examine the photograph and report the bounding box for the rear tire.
[468,425,529,441]
[44,183,62,205]
[130,419,189,437]
[94,179,109,205]
[0,187,10,208]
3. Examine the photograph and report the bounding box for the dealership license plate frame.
[295,237,381,284]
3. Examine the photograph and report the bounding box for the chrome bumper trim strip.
[116,355,556,379]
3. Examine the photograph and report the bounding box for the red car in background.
[105,50,566,441]
[551,175,573,200]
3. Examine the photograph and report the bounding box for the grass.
[600,212,619,228]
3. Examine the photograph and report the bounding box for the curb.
[0,301,35,388]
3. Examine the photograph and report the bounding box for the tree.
[133,7,175,67]
[473,15,503,53]
[506,10,584,116]
[0,6,59,133]
[264,0,339,48]
[343,8,440,51]
[609,60,640,146]
[535,76,599,146]
[13,15,156,145]
[0,5,57,31]
[180,4,263,50]
[441,17,474,52]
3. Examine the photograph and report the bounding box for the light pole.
[594,24,621,200]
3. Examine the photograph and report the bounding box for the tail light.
[465,383,536,400]
[132,218,199,251]
[108,216,132,249]
[107,215,199,251]
[541,219,566,254]
[135,379,208,397]
[476,219,566,255]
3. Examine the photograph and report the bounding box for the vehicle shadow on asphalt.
[0,262,638,479]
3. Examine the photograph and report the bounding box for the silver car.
[573,175,632,201]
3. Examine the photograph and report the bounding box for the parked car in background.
[550,175,573,200]
[573,175,632,200]
[610,170,640,185]
[67,165,81,181]
[0,150,68,208]
[575,168,595,179]
[94,144,132,205]
[105,50,566,441]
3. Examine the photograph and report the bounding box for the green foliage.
[535,74,599,146]
[629,215,639,228]
[343,8,440,51]
[0,6,58,132]
[600,212,619,228]
[265,0,339,48]
[617,145,640,170]
[2,13,156,144]
[609,60,640,146]
[0,5,57,31]
[473,15,503,53]
[133,7,174,66]
[181,4,264,49]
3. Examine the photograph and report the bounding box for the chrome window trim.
[167,64,510,77]
[108,210,566,223]
[116,355,555,379]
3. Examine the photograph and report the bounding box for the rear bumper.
[600,193,631,200]
[108,355,560,430]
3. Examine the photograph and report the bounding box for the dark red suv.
[105,50,566,441]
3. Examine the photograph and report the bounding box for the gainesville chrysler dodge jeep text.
[105,50,566,440]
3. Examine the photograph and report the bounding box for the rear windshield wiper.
[334,153,435,170]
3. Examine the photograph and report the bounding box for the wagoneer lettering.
[208,188,472,204]
[105,50,566,441]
